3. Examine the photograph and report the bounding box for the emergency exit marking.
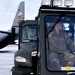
[66,66,71,71]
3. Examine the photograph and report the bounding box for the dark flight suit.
[48,30,75,70]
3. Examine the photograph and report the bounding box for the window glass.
[45,15,75,71]
[22,25,37,42]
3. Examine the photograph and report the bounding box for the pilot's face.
[54,22,62,34]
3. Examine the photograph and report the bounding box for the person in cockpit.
[48,22,75,70]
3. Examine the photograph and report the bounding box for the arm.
[65,34,75,52]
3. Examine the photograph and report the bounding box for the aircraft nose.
[0,33,8,41]
[0,33,11,49]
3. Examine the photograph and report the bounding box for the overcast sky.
[0,0,41,31]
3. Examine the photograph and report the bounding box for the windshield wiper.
[23,38,37,42]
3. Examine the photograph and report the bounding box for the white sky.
[0,0,41,31]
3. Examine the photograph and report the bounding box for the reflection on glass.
[22,25,37,42]
[63,23,70,30]
[45,15,75,71]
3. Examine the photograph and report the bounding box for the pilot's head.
[54,22,63,34]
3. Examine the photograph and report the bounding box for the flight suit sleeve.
[65,34,75,52]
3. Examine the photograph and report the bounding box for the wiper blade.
[23,38,37,41]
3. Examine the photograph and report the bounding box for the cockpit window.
[45,15,75,71]
[22,25,37,42]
